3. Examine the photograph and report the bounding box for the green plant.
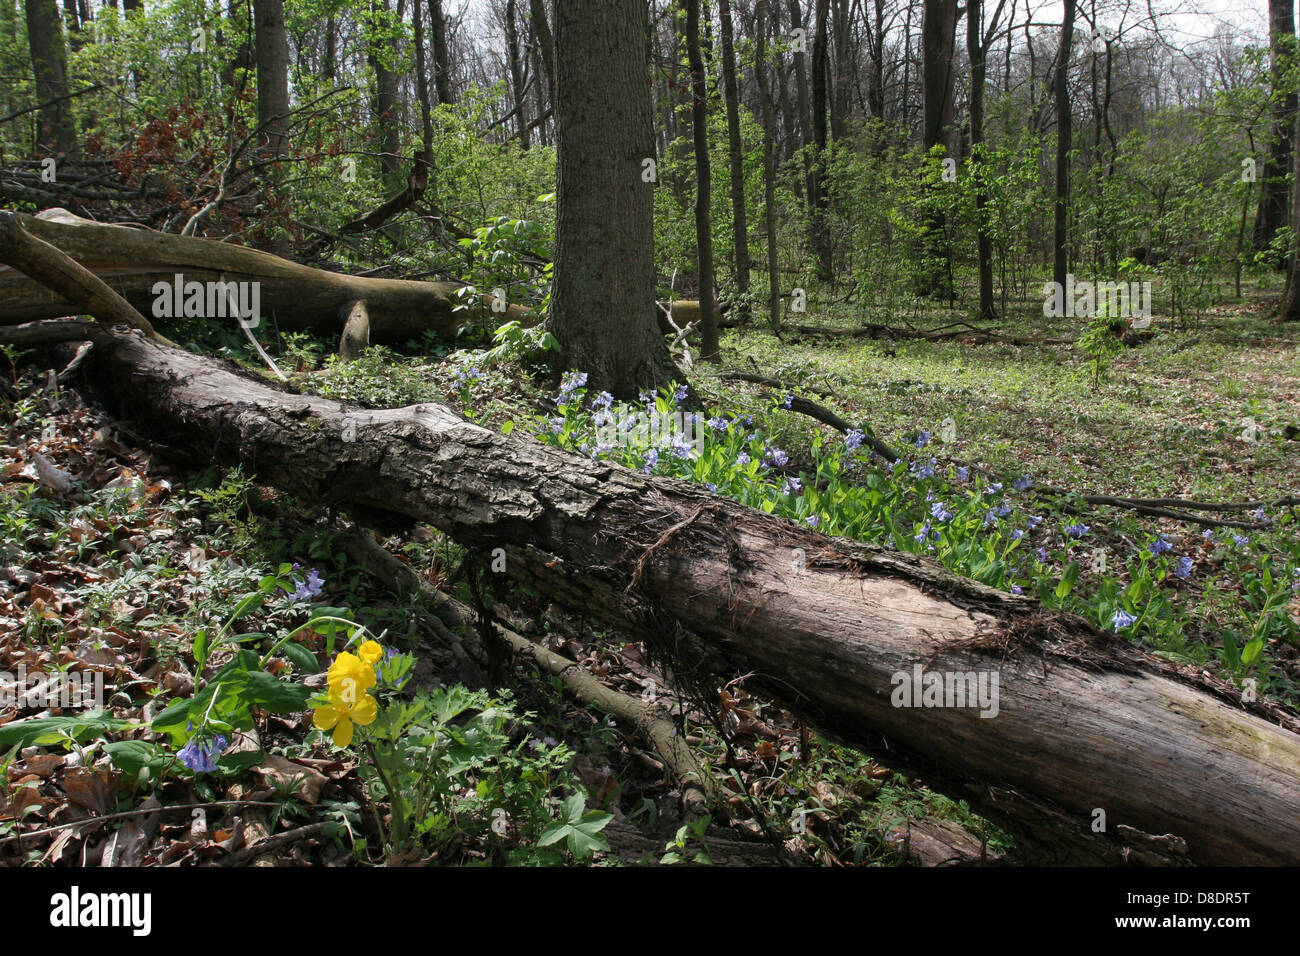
[660,814,713,865]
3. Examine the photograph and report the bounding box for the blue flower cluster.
[178,734,228,774]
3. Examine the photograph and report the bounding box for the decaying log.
[0,210,169,343]
[0,208,534,340]
[63,328,1300,866]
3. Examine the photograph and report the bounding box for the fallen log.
[0,208,534,340]
[62,327,1300,866]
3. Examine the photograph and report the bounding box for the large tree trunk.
[1255,0,1297,256]
[429,0,456,105]
[755,1,782,334]
[53,325,1300,867]
[25,0,78,157]
[253,0,291,157]
[717,0,751,326]
[1052,0,1076,288]
[967,0,996,320]
[685,0,720,362]
[549,0,678,398]
[808,0,833,282]
[0,208,532,337]
[369,0,404,180]
[528,0,556,112]
[919,0,956,299]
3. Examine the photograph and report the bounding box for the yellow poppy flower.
[327,650,376,699]
[358,640,383,666]
[313,686,378,748]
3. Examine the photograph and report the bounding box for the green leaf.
[1241,637,1265,667]
[282,642,320,674]
[0,712,135,748]
[193,629,209,670]
[227,590,267,623]
[150,698,193,733]
[241,670,312,712]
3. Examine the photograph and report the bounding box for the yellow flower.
[358,640,383,666]
[312,685,378,748]
[327,650,376,699]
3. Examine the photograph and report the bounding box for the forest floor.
[1,287,1296,866]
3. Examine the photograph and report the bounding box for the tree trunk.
[755,1,782,333]
[0,208,532,337]
[411,0,435,154]
[253,0,291,157]
[504,0,531,149]
[429,0,455,105]
[717,0,751,326]
[528,0,556,113]
[369,0,404,180]
[919,0,956,299]
[967,0,996,320]
[1254,0,1297,257]
[549,0,679,398]
[57,326,1300,867]
[809,0,833,282]
[685,0,720,362]
[25,0,78,157]
[1052,0,1075,289]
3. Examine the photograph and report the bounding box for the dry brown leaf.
[64,768,119,814]
[254,752,328,805]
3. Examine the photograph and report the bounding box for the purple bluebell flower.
[1112,609,1137,631]
[705,482,718,493]
[913,431,930,448]
[1036,546,1050,562]
[673,384,689,404]
[782,476,802,495]
[911,458,937,480]
[1201,528,1215,541]
[708,416,729,432]
[558,371,588,400]
[1010,584,1023,595]
[986,482,1003,494]
[1150,535,1173,555]
[955,466,970,482]
[766,447,789,468]
[1174,556,1194,579]
[1233,534,1249,547]
[641,449,659,474]
[593,390,614,410]
[1012,475,1033,491]
[736,452,750,467]
[844,430,865,453]
[930,502,954,522]
[805,515,819,527]
[1026,515,1043,529]
[290,568,325,601]
[177,734,228,774]
[1066,524,1090,539]
[781,394,794,409]
[1011,529,1025,540]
